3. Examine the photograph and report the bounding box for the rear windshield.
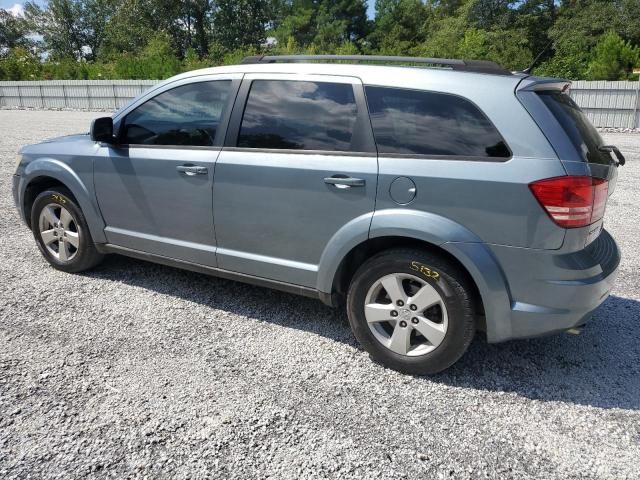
[537,92,611,165]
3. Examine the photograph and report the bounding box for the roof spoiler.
[518,79,572,93]
[240,55,512,76]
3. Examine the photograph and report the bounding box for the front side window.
[122,80,231,146]
[237,80,359,151]
[365,86,510,158]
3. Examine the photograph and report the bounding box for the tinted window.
[537,92,611,165]
[122,81,231,146]
[238,80,358,151]
[365,86,510,158]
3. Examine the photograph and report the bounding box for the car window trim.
[223,146,376,157]
[377,153,512,163]
[363,84,513,161]
[115,77,242,148]
[224,75,376,154]
[110,144,224,151]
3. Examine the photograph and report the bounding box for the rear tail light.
[529,176,609,228]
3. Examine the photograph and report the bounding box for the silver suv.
[12,55,623,374]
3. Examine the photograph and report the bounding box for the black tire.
[31,188,104,273]
[346,248,476,375]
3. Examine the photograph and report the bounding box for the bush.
[0,47,41,80]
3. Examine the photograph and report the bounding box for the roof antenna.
[521,41,553,74]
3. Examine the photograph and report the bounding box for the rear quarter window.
[365,86,510,159]
[537,92,612,165]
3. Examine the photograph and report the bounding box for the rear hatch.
[516,78,625,247]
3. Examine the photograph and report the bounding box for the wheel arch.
[329,236,485,315]
[23,176,75,229]
[317,209,514,342]
[20,159,106,243]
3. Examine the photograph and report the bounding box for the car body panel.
[213,73,378,287]
[94,146,221,266]
[16,136,107,243]
[93,73,242,266]
[488,229,620,341]
[12,62,622,345]
[374,155,568,249]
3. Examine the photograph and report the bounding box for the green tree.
[616,0,640,47]
[273,0,368,51]
[24,0,111,61]
[25,0,84,60]
[273,0,315,47]
[1,8,32,52]
[213,0,272,51]
[99,0,205,59]
[513,0,556,65]
[536,0,620,78]
[98,0,155,57]
[587,30,639,80]
[469,0,513,30]
[416,0,474,58]
[3,0,640,81]
[368,0,428,54]
[188,0,214,56]
[113,32,181,79]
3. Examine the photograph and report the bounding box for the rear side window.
[365,86,510,158]
[122,80,231,146]
[537,92,611,165]
[237,80,358,151]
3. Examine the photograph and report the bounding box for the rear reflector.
[529,176,609,228]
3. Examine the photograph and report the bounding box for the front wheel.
[346,248,476,375]
[31,188,103,273]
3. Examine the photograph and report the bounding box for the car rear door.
[213,73,378,287]
[94,75,241,266]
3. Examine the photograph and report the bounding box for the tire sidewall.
[31,189,93,273]
[347,251,474,374]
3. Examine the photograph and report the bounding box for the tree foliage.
[0,0,639,80]
[1,8,32,51]
[587,31,640,80]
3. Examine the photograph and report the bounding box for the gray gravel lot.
[1,110,639,479]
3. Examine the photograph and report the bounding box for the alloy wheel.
[364,273,448,357]
[38,203,80,262]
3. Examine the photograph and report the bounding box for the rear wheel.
[346,248,476,375]
[31,188,103,273]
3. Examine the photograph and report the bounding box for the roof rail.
[240,55,512,75]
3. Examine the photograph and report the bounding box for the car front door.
[213,74,378,287]
[94,75,241,266]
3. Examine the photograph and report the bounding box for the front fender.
[20,158,106,243]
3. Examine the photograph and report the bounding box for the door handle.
[177,165,208,176]
[324,175,365,189]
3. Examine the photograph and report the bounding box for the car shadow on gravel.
[89,255,639,411]
[429,295,640,410]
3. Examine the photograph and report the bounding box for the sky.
[1,1,27,16]
[3,0,378,19]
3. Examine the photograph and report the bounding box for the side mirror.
[90,117,114,143]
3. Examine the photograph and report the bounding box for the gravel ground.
[1,110,639,479]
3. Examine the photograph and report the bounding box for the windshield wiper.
[599,145,626,166]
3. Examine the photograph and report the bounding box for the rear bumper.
[488,228,620,342]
